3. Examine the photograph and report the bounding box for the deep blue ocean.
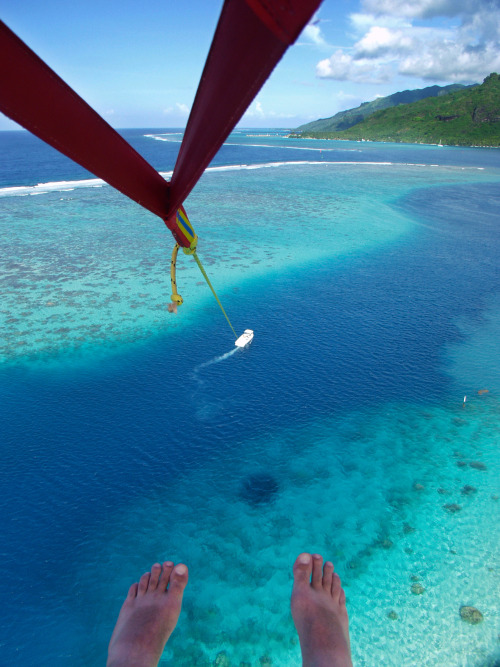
[1,130,499,666]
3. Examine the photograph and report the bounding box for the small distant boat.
[235,329,254,348]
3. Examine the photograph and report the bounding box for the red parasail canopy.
[0,0,322,245]
[168,0,323,216]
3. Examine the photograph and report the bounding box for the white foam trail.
[194,347,239,373]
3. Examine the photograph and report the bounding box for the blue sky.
[1,0,499,129]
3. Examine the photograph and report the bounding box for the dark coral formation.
[460,606,484,624]
[214,651,231,666]
[443,503,462,513]
[469,461,487,470]
[240,474,279,506]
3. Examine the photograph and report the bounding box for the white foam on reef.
[200,160,393,173]
[157,161,403,178]
[1,161,488,199]
[144,133,183,143]
[0,178,105,197]
[199,160,464,173]
[224,142,362,153]
[201,161,488,174]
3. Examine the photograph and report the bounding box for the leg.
[107,561,188,667]
[291,553,352,667]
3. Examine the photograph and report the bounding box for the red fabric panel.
[1,0,320,242]
[168,0,321,215]
[0,21,173,226]
[244,0,321,45]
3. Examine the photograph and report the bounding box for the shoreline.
[288,134,500,149]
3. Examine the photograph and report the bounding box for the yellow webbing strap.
[192,251,237,339]
[170,243,183,304]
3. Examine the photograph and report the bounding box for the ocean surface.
[1,129,499,666]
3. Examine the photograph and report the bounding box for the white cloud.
[317,50,393,84]
[336,90,362,105]
[355,26,415,58]
[361,0,482,20]
[299,14,330,48]
[242,100,294,121]
[303,23,327,46]
[350,12,410,33]
[400,39,500,81]
[246,101,265,117]
[317,0,500,84]
[163,103,190,117]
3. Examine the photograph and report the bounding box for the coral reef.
[240,474,279,506]
[460,606,484,624]
[443,503,461,513]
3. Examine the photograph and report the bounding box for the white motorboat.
[235,329,254,348]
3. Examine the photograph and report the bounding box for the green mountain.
[296,74,500,147]
[296,83,471,133]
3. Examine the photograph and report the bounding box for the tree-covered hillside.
[296,83,470,134]
[296,74,500,147]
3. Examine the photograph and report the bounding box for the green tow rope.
[192,251,237,339]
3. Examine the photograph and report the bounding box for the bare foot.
[107,561,188,667]
[291,553,352,667]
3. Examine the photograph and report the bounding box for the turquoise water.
[1,131,499,665]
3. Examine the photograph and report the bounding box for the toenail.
[298,554,311,564]
[174,564,187,575]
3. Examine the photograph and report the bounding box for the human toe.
[169,563,189,597]
[311,554,324,589]
[126,582,138,601]
[157,561,174,592]
[331,571,342,603]
[323,561,334,591]
[293,553,313,586]
[138,572,151,595]
[148,563,162,592]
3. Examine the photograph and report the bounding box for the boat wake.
[194,347,239,374]
[192,348,240,420]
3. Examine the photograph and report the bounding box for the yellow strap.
[192,251,237,339]
[170,243,183,304]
